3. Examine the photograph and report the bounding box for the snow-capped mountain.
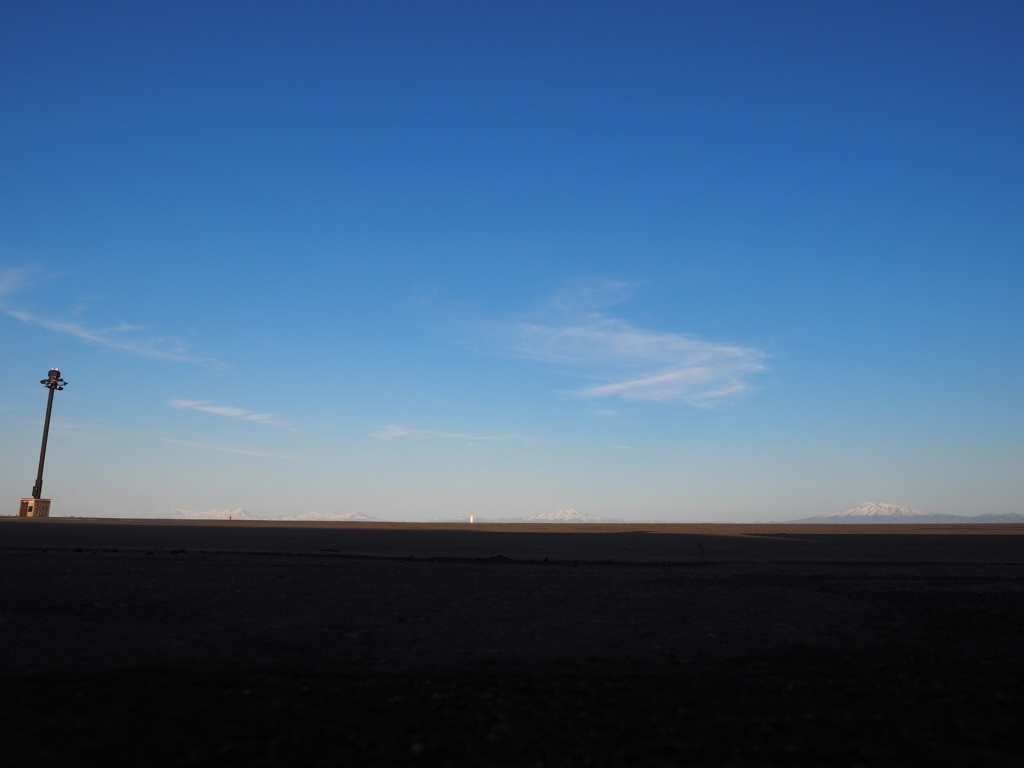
[526,508,607,523]
[787,502,1024,524]
[287,510,382,522]
[162,507,253,520]
[823,502,932,519]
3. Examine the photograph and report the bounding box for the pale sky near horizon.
[2,1,1021,522]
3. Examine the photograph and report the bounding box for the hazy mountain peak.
[527,508,605,523]
[288,511,381,522]
[825,502,929,518]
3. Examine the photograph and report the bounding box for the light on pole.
[30,368,67,502]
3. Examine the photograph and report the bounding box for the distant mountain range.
[422,503,1024,525]
[525,508,608,523]
[294,510,380,522]
[424,508,614,524]
[157,503,1021,525]
[486,503,1024,525]
[785,502,1024,525]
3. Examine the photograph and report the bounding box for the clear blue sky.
[2,1,1021,521]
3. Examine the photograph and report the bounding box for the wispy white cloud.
[5,309,224,366]
[507,280,766,406]
[1,264,223,368]
[169,399,288,427]
[49,421,117,443]
[547,277,642,314]
[0,266,37,297]
[159,437,295,460]
[371,424,524,443]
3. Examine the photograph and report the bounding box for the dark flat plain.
[2,519,1023,766]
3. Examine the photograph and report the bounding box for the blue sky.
[2,1,1021,521]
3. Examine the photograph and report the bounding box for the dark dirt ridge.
[1,520,1022,766]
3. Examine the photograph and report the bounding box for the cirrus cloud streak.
[508,282,766,406]
[371,425,525,443]
[169,399,289,427]
[158,437,295,459]
[1,265,223,368]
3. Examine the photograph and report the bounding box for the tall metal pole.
[31,368,67,500]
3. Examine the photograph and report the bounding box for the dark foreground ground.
[2,519,1023,766]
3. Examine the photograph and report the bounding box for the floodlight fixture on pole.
[31,367,67,500]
